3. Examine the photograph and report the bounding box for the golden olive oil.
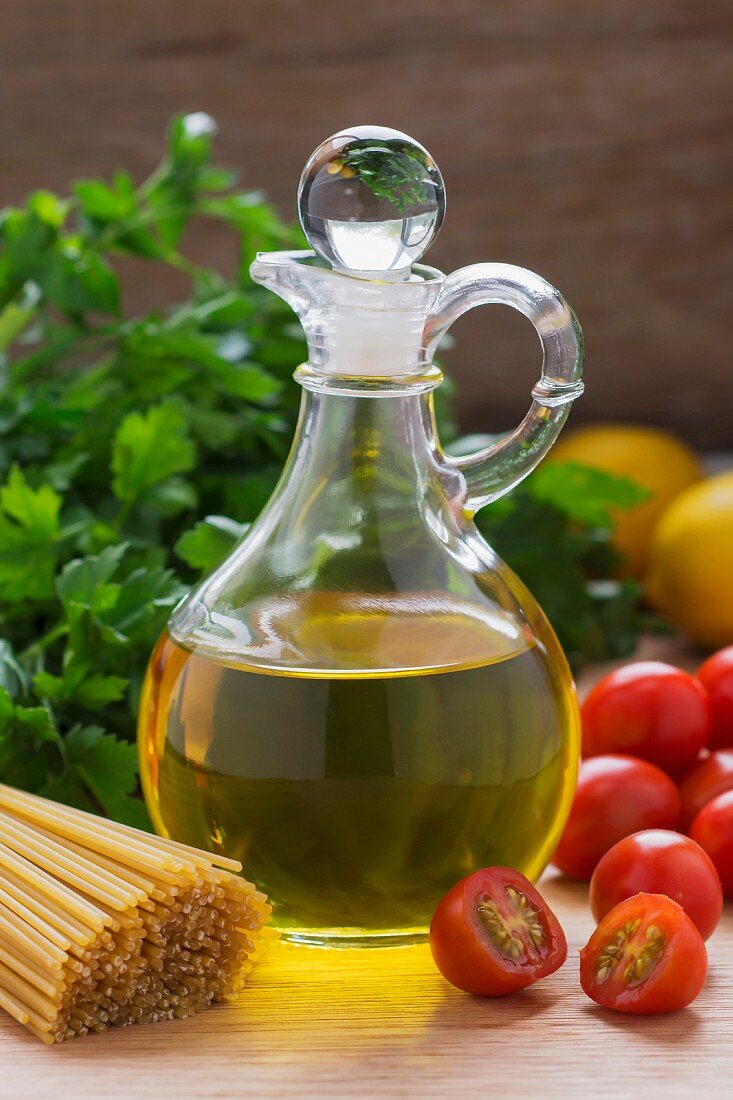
[139,593,579,946]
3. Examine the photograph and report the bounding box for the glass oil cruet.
[138,125,585,947]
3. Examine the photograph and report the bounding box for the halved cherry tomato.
[698,647,733,750]
[690,790,733,897]
[552,755,681,880]
[429,868,567,996]
[581,662,710,775]
[679,750,733,828]
[580,893,708,1014]
[589,830,722,940]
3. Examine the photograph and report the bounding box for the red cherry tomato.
[690,790,733,897]
[581,662,710,775]
[429,867,567,996]
[552,755,681,880]
[580,893,708,1014]
[589,830,722,940]
[698,647,733,750]
[679,750,733,828]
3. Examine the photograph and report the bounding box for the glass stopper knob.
[297,125,445,279]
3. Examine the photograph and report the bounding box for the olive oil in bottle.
[139,593,579,946]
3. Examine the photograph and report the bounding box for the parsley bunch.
[0,114,646,823]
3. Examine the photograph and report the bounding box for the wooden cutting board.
[2,636,728,1099]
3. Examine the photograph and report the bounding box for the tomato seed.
[476,902,526,959]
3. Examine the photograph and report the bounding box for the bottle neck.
[300,302,432,380]
[291,382,437,482]
[274,381,460,517]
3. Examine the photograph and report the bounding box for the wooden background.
[1,1,732,446]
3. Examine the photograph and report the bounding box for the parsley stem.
[20,622,69,662]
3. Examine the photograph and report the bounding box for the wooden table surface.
[1,871,731,1100]
[2,637,728,1099]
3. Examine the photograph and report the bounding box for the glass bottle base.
[280,928,428,949]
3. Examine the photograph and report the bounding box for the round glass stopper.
[298,125,445,279]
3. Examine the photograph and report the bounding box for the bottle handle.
[424,263,584,515]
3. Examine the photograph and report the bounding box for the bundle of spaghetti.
[0,783,272,1044]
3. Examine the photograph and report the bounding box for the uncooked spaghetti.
[0,783,271,1043]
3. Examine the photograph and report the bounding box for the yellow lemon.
[646,472,733,648]
[551,424,703,575]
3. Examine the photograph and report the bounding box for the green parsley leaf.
[41,247,120,318]
[530,462,650,528]
[56,544,126,615]
[74,175,136,224]
[64,724,139,820]
[0,466,61,600]
[175,515,247,571]
[34,667,128,710]
[106,565,185,642]
[0,686,62,790]
[111,403,195,503]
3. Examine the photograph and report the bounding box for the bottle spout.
[250,250,445,382]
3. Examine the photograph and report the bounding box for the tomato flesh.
[429,868,567,996]
[589,830,722,940]
[698,646,733,750]
[581,662,710,775]
[580,893,707,1014]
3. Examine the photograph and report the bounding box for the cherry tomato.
[698,647,733,750]
[679,750,733,828]
[552,755,681,880]
[581,661,711,775]
[589,830,722,940]
[580,893,707,1014]
[690,790,733,897]
[429,867,567,996]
